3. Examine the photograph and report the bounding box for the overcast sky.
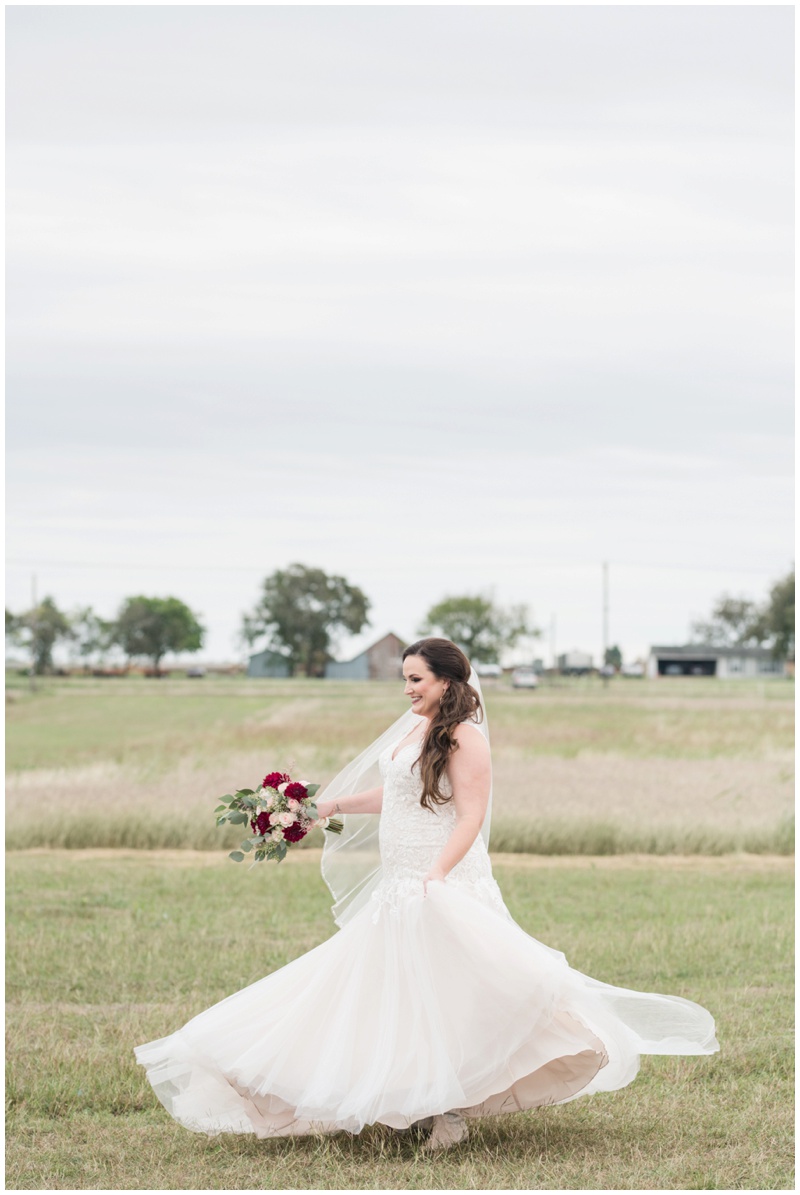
[6,6,794,666]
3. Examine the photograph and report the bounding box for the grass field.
[5,850,794,1191]
[5,673,795,854]
[5,676,794,1188]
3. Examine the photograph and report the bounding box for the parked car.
[511,667,539,689]
[474,663,502,678]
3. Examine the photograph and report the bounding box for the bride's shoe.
[422,1111,468,1150]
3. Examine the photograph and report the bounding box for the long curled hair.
[402,638,483,813]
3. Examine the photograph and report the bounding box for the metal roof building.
[647,644,785,679]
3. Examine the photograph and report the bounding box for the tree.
[690,595,761,647]
[112,596,204,673]
[70,606,115,668]
[241,564,371,677]
[418,595,536,664]
[604,645,623,670]
[10,596,74,674]
[752,569,795,661]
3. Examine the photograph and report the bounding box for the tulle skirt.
[134,882,718,1138]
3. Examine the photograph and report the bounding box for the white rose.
[278,811,295,828]
[264,793,275,810]
[288,798,300,812]
[277,782,289,795]
[271,828,284,842]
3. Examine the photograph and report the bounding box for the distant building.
[247,649,291,678]
[325,633,406,681]
[558,650,593,676]
[647,644,785,679]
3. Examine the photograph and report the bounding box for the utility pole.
[550,613,557,680]
[29,572,37,693]
[602,561,609,688]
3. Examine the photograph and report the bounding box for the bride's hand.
[423,867,446,896]
[315,798,334,820]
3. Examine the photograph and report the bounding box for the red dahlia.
[284,782,308,800]
[262,772,290,789]
[255,811,272,835]
[283,823,308,844]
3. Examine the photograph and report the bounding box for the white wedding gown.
[135,734,719,1137]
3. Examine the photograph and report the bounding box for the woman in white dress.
[135,638,718,1150]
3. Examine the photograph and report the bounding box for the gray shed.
[325,633,406,680]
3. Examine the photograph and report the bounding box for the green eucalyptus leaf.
[228,851,245,863]
[305,784,320,798]
[228,811,249,825]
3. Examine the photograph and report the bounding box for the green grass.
[6,674,794,855]
[5,851,793,1190]
[6,674,794,773]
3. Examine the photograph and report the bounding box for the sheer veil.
[320,667,490,927]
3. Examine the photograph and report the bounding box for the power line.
[5,557,786,576]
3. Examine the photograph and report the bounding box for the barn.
[325,633,406,680]
[647,644,785,679]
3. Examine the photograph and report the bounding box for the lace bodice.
[369,732,508,920]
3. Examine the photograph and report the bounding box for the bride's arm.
[316,785,383,818]
[424,726,491,888]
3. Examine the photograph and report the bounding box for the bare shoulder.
[451,721,490,759]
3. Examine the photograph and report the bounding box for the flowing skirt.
[135,881,719,1137]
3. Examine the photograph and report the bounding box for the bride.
[135,638,719,1150]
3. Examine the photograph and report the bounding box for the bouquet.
[215,771,344,864]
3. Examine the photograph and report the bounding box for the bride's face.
[403,655,449,719]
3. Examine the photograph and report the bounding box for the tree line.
[5,563,794,677]
[5,596,205,676]
[690,571,794,661]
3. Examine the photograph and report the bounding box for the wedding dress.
[134,727,719,1138]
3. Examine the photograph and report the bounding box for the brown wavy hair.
[402,638,483,812]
